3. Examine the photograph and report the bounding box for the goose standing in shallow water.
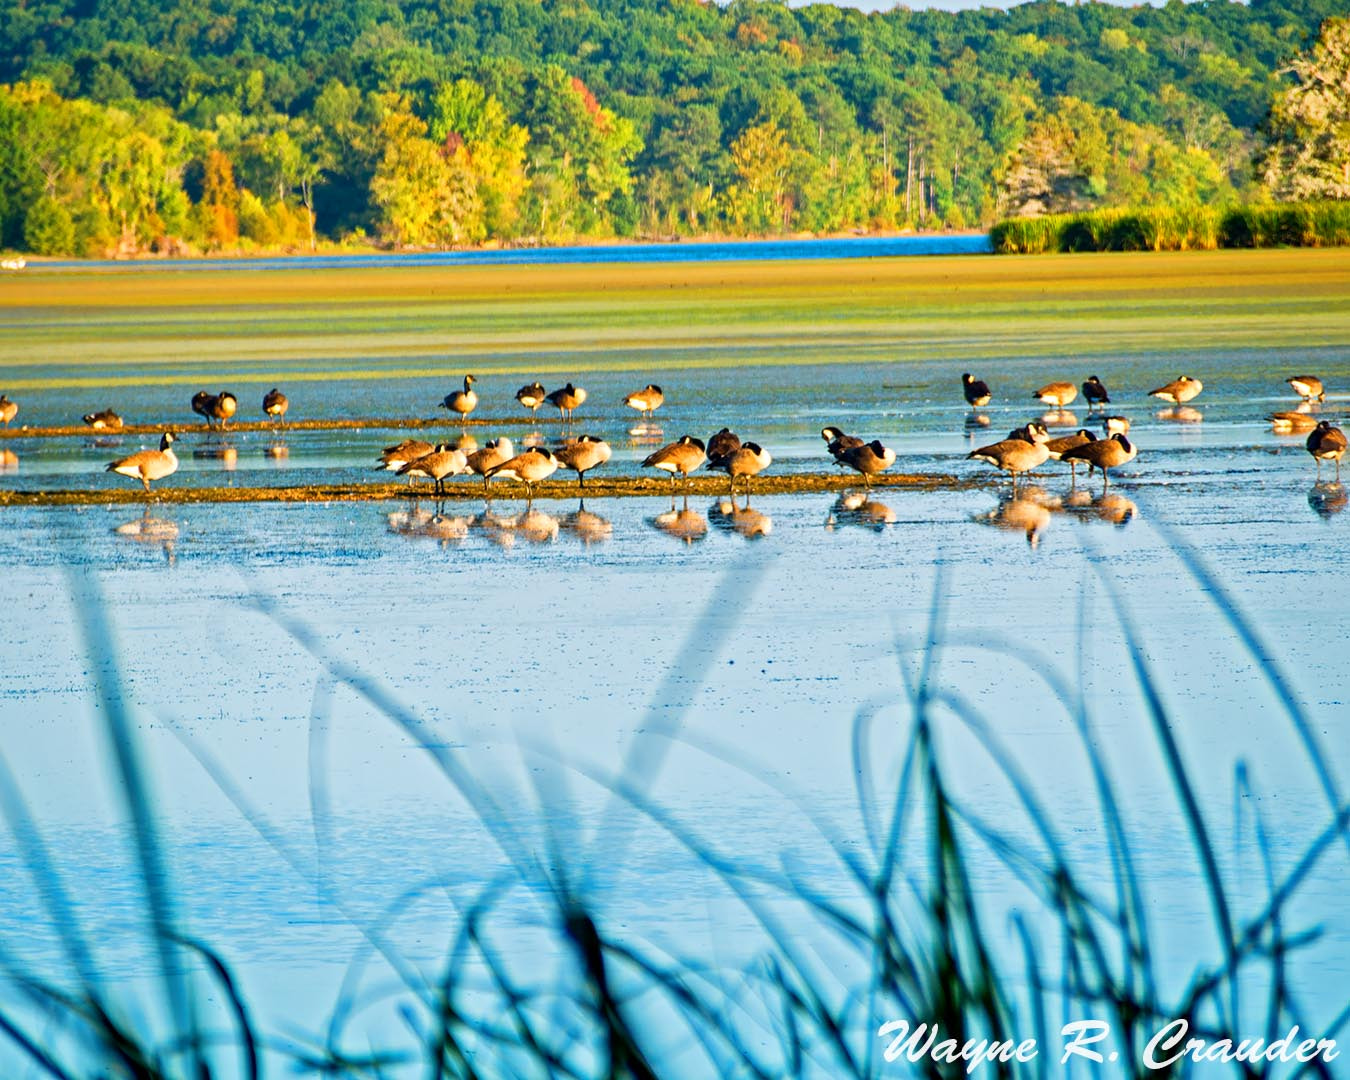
[547,383,587,421]
[486,446,560,502]
[1081,376,1110,410]
[644,435,706,492]
[1046,428,1096,481]
[191,391,214,425]
[210,392,238,428]
[1307,421,1347,479]
[821,426,864,466]
[83,409,124,431]
[1287,375,1325,402]
[1033,381,1077,407]
[377,439,434,482]
[707,441,771,497]
[623,385,664,419]
[515,382,547,414]
[1149,375,1203,405]
[0,394,16,428]
[398,444,469,495]
[107,433,178,492]
[440,375,479,420]
[263,388,289,423]
[839,440,896,487]
[962,373,991,409]
[1061,432,1137,488]
[707,428,741,462]
[554,435,612,488]
[968,423,1050,491]
[466,437,514,490]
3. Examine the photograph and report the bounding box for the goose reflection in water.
[1087,492,1138,527]
[649,500,707,545]
[113,509,180,565]
[561,502,612,545]
[710,498,772,539]
[0,449,16,473]
[1309,481,1347,520]
[1039,409,1079,428]
[1156,406,1203,424]
[475,507,559,548]
[521,431,547,449]
[627,423,665,446]
[194,444,238,470]
[825,492,897,533]
[973,486,1061,549]
[451,432,479,454]
[263,441,290,464]
[963,413,991,437]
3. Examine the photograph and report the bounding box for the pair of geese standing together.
[191,388,289,428]
[379,427,773,498]
[438,375,665,422]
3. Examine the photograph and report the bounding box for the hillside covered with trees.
[0,0,1345,256]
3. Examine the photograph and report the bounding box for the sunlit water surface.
[2,348,1349,1075]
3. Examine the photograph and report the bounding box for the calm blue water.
[33,233,992,273]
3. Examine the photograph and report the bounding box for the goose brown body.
[554,435,612,487]
[839,440,896,487]
[1033,381,1077,407]
[623,385,664,418]
[1287,375,1325,402]
[398,444,468,495]
[1149,375,1203,404]
[969,424,1051,486]
[546,383,587,420]
[707,428,741,462]
[107,433,178,492]
[707,441,772,494]
[515,382,547,413]
[486,447,560,498]
[83,409,124,431]
[263,388,289,420]
[644,435,706,489]
[441,375,479,418]
[0,394,16,428]
[466,437,515,486]
[962,373,992,409]
[1307,421,1347,478]
[1061,432,1137,486]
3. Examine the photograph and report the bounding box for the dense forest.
[0,0,1346,255]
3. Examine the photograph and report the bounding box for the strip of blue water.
[34,233,992,273]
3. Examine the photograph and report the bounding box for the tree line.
[0,0,1345,256]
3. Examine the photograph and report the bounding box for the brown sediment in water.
[0,416,560,440]
[0,471,966,506]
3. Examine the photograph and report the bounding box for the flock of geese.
[1,372,1345,508]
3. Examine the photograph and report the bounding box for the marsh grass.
[992,202,1350,254]
[0,538,1346,1078]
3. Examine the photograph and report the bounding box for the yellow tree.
[727,121,792,233]
[1263,17,1350,199]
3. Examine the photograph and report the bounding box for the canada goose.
[1082,376,1110,409]
[1149,375,1203,404]
[839,440,896,487]
[0,394,15,428]
[643,435,706,491]
[1307,421,1347,479]
[263,388,289,421]
[623,384,664,419]
[106,432,178,492]
[210,392,238,428]
[466,436,514,489]
[707,442,771,496]
[969,424,1051,489]
[554,435,612,488]
[546,382,587,420]
[1287,375,1325,402]
[440,375,479,419]
[486,446,560,501]
[962,373,991,409]
[377,439,434,482]
[82,409,124,431]
[1103,415,1131,436]
[1269,411,1318,434]
[398,444,469,495]
[1061,433,1137,487]
[1046,428,1097,481]
[650,504,708,545]
[1033,381,1078,407]
[707,428,741,462]
[515,382,547,413]
[821,426,864,465]
[191,391,215,424]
